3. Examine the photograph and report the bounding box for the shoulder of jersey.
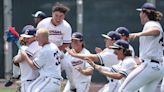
[81,48,90,54]
[124,57,136,63]
[49,43,58,49]
[39,17,52,24]
[63,20,71,28]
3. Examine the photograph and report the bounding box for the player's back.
[38,43,62,79]
[97,48,119,67]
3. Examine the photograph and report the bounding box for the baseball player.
[21,28,62,92]
[32,10,47,27]
[13,25,41,92]
[66,31,121,92]
[63,32,93,92]
[115,27,135,58]
[160,34,164,92]
[87,40,137,92]
[115,27,142,66]
[67,31,121,67]
[119,2,164,92]
[37,2,72,51]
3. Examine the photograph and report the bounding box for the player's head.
[110,40,132,60]
[115,27,130,41]
[71,32,84,52]
[21,25,36,46]
[36,28,49,46]
[102,31,121,48]
[32,11,47,26]
[136,2,163,24]
[51,2,70,26]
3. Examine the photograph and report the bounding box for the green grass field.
[0,88,16,92]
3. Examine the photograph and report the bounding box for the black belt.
[45,76,61,81]
[70,88,76,92]
[26,80,32,81]
[142,60,160,64]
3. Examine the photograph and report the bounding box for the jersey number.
[54,51,61,66]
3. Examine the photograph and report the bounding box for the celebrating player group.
[5,1,164,92]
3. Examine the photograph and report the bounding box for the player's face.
[52,11,65,26]
[139,11,147,25]
[104,38,113,48]
[71,39,83,52]
[114,48,124,60]
[25,37,35,46]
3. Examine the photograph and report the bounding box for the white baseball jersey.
[63,48,92,92]
[140,21,163,62]
[16,41,41,92]
[114,57,136,84]
[20,41,41,81]
[98,67,119,92]
[37,17,72,46]
[97,48,119,67]
[129,44,135,58]
[25,41,41,58]
[119,21,164,92]
[27,43,62,92]
[99,57,136,92]
[33,42,62,78]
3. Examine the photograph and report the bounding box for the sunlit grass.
[0,88,16,92]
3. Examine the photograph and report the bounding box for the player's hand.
[95,47,102,53]
[74,66,82,72]
[134,56,142,65]
[129,33,142,40]
[85,58,96,68]
[65,47,77,57]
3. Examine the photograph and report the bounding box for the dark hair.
[123,49,132,56]
[52,2,70,15]
[79,40,85,48]
[142,9,163,21]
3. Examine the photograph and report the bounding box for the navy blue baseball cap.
[110,40,129,49]
[136,2,156,11]
[32,11,47,19]
[21,25,36,38]
[72,32,83,41]
[102,31,121,41]
[115,27,130,37]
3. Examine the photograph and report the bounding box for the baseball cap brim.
[72,37,81,40]
[32,14,37,17]
[109,43,123,49]
[136,8,142,11]
[101,34,112,39]
[20,34,34,38]
[109,46,120,49]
